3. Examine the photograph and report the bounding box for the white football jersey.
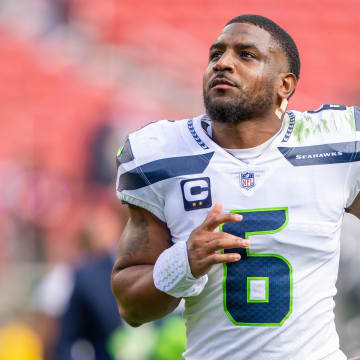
[116,105,360,360]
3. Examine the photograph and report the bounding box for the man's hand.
[187,203,249,278]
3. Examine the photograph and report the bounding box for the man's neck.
[210,111,283,149]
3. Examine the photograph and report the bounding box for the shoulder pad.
[285,105,358,145]
[116,119,214,192]
[125,120,188,166]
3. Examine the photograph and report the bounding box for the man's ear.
[277,73,297,104]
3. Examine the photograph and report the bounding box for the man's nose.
[213,51,235,72]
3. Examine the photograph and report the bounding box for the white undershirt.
[205,120,284,164]
[224,133,278,164]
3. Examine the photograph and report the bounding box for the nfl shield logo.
[240,172,255,190]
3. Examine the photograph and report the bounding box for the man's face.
[203,22,288,123]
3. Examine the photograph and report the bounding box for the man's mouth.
[210,77,237,89]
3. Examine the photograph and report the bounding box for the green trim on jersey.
[247,277,269,303]
[117,146,124,158]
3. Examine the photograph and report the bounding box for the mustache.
[208,74,239,89]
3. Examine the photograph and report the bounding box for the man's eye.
[240,51,256,59]
[209,52,222,61]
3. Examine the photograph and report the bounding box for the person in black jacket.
[55,252,123,360]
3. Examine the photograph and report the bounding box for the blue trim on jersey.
[118,152,214,190]
[307,104,347,114]
[278,141,360,166]
[354,107,360,131]
[187,119,210,150]
[281,112,296,142]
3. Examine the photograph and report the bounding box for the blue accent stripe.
[278,141,360,166]
[307,104,347,114]
[281,112,296,142]
[354,107,360,131]
[187,119,209,150]
[118,152,214,190]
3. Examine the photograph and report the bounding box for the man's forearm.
[111,264,181,327]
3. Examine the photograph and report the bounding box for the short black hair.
[226,15,300,80]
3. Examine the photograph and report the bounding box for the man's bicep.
[346,192,360,220]
[114,204,172,269]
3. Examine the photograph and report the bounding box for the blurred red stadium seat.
[69,0,360,107]
[0,30,111,178]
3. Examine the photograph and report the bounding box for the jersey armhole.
[117,192,166,222]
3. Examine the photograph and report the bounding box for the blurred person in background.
[112,14,360,360]
[52,199,127,360]
[54,246,122,360]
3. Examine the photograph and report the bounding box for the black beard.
[203,85,274,124]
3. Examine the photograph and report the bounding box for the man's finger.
[204,252,241,266]
[205,202,222,219]
[206,234,250,253]
[201,212,243,232]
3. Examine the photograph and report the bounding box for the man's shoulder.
[116,116,214,202]
[286,104,359,145]
[118,116,209,168]
[125,118,189,164]
[131,118,183,139]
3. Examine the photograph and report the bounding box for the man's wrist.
[153,241,208,298]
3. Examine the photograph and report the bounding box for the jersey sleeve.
[115,132,166,222]
[344,106,360,208]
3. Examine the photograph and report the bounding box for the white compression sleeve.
[153,241,208,298]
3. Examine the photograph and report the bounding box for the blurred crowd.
[0,1,188,359]
[0,0,360,359]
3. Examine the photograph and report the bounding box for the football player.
[112,14,360,360]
